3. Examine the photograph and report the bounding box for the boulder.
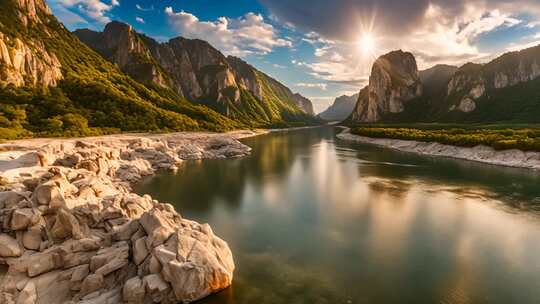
[80,274,104,297]
[11,208,40,231]
[133,237,149,265]
[0,233,22,257]
[140,209,176,248]
[26,250,64,277]
[122,277,145,303]
[22,225,43,250]
[32,183,65,208]
[16,281,36,304]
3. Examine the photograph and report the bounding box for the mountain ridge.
[347,45,540,124]
[74,22,316,125]
[0,0,317,139]
[319,93,359,121]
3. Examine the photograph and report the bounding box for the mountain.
[349,50,423,123]
[348,45,540,124]
[292,93,315,115]
[74,22,315,126]
[319,93,359,121]
[0,0,241,140]
[419,64,458,100]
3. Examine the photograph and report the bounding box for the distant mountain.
[319,93,359,121]
[348,46,540,124]
[74,22,315,126]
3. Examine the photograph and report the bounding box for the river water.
[135,126,540,304]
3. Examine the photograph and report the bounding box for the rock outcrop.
[319,93,359,121]
[292,94,315,115]
[350,50,422,123]
[74,23,170,89]
[446,46,540,113]
[0,131,257,303]
[0,0,63,88]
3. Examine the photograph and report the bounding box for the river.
[135,126,540,304]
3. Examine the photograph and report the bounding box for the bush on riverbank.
[351,126,540,152]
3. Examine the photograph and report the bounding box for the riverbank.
[337,128,540,170]
[0,130,262,304]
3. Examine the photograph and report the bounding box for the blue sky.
[47,0,540,113]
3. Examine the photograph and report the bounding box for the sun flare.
[359,32,377,55]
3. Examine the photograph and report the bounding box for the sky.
[47,0,540,113]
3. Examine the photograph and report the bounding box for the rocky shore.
[0,131,259,304]
[338,129,540,170]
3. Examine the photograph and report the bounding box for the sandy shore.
[337,128,540,171]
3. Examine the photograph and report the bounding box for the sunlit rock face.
[74,22,171,90]
[292,93,315,115]
[351,50,422,122]
[0,0,62,88]
[75,23,315,117]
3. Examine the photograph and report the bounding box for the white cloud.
[294,5,526,88]
[164,8,292,56]
[295,83,328,90]
[51,0,119,24]
[135,16,145,24]
[135,4,154,12]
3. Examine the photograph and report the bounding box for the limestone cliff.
[350,50,422,122]
[292,93,315,115]
[75,23,315,122]
[74,23,170,89]
[446,46,540,113]
[348,44,540,124]
[0,0,62,88]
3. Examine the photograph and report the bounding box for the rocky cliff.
[350,50,422,123]
[0,0,62,88]
[75,22,315,123]
[348,45,540,124]
[446,46,540,114]
[292,93,315,115]
[73,23,170,89]
[319,93,359,121]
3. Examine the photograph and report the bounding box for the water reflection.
[135,126,540,304]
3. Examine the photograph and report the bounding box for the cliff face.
[75,22,315,122]
[348,45,540,124]
[292,94,315,115]
[446,46,540,113]
[319,93,359,121]
[73,23,170,89]
[351,50,422,123]
[0,0,62,88]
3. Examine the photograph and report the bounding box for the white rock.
[0,233,22,257]
[122,277,145,304]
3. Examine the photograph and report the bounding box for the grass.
[350,125,540,152]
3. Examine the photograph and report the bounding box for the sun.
[359,32,377,56]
